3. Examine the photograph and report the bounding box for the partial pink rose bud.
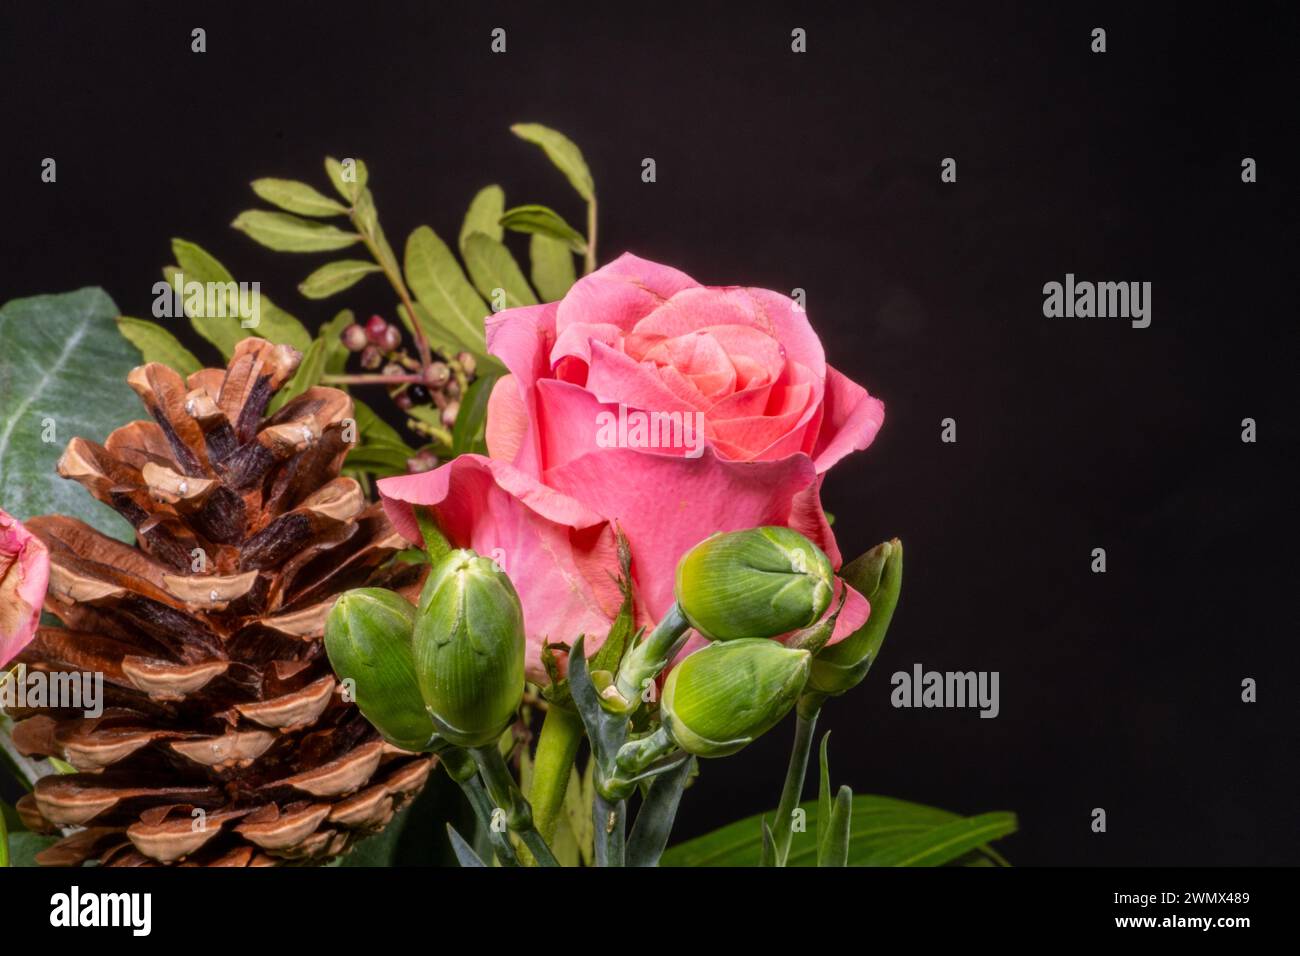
[0,508,50,668]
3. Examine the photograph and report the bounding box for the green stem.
[0,798,9,868]
[470,745,561,867]
[611,603,691,709]
[594,793,626,867]
[772,702,821,866]
[456,775,521,867]
[528,705,584,844]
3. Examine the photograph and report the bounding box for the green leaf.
[511,123,595,201]
[325,156,369,204]
[232,210,361,253]
[661,794,1017,867]
[819,786,853,867]
[460,185,505,256]
[114,316,202,375]
[500,204,586,253]
[269,337,326,413]
[2,831,57,868]
[166,240,312,355]
[402,226,489,355]
[298,259,382,299]
[450,372,499,456]
[320,309,354,375]
[172,237,235,285]
[0,289,138,539]
[251,178,349,217]
[462,232,538,309]
[341,399,416,478]
[529,234,578,302]
[864,813,1018,867]
[817,731,832,860]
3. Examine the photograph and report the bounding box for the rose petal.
[812,365,886,473]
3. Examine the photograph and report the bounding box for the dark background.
[1,1,1295,865]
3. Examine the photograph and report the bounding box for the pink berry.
[424,362,450,388]
[440,400,460,428]
[364,314,388,344]
[380,324,402,351]
[341,323,368,352]
[360,345,383,370]
[455,351,477,377]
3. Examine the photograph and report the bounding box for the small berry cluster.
[339,315,482,473]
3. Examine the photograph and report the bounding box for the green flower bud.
[660,639,811,757]
[675,527,834,641]
[413,549,526,748]
[324,588,435,752]
[807,538,903,697]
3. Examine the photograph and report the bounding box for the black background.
[1,1,1295,866]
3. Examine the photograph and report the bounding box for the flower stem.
[470,744,561,867]
[611,602,691,709]
[350,206,433,373]
[772,702,821,866]
[440,747,520,867]
[594,792,626,867]
[527,705,584,844]
[321,373,426,386]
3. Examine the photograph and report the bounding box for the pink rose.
[0,508,50,668]
[380,254,884,681]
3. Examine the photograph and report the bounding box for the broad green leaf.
[269,337,326,412]
[529,234,577,302]
[451,372,499,456]
[298,259,382,299]
[661,794,1017,867]
[251,178,348,217]
[402,226,489,355]
[232,210,361,252]
[320,309,354,375]
[165,240,311,355]
[511,123,595,201]
[114,316,202,375]
[460,185,505,256]
[0,289,137,539]
[462,232,538,309]
[500,204,586,253]
[325,156,369,204]
[863,813,1018,867]
[2,831,57,868]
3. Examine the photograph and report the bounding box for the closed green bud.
[807,538,903,697]
[675,527,834,641]
[661,639,811,757]
[413,549,526,748]
[324,588,435,752]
